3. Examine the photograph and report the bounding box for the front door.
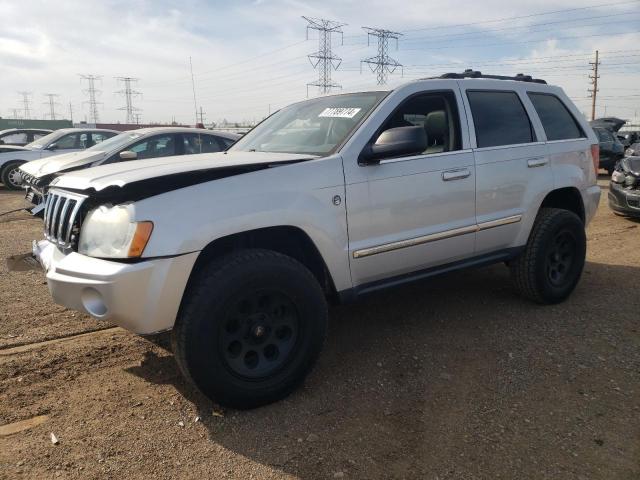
[343,87,476,288]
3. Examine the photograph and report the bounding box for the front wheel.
[172,249,328,409]
[510,208,586,304]
[1,161,25,190]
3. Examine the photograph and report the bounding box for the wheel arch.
[539,186,585,223]
[183,225,338,301]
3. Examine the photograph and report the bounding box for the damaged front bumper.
[33,239,199,334]
[608,182,640,217]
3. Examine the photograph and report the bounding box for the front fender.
[130,156,352,291]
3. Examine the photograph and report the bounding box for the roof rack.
[438,69,547,84]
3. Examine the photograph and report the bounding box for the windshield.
[230,91,387,156]
[86,131,142,152]
[25,130,66,149]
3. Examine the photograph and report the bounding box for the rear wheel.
[172,249,328,409]
[1,161,25,190]
[510,208,586,304]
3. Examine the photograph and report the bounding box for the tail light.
[590,144,600,174]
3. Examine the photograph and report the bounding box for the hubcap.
[546,230,576,286]
[219,289,299,379]
[7,167,22,188]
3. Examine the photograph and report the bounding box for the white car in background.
[0,128,118,189]
[20,127,240,214]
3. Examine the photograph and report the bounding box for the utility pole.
[134,113,142,125]
[189,57,199,125]
[115,77,142,123]
[361,27,403,85]
[588,50,600,121]
[197,106,206,125]
[303,16,346,96]
[68,102,74,123]
[43,93,61,120]
[18,91,33,119]
[79,74,103,124]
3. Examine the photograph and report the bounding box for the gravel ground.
[0,178,639,479]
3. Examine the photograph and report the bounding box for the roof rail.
[439,69,547,84]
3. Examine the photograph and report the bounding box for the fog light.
[81,287,107,317]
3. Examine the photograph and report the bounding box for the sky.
[0,0,638,126]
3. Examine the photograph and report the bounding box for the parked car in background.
[20,127,240,213]
[609,155,640,218]
[617,131,638,148]
[0,128,52,147]
[593,127,624,174]
[0,128,118,189]
[625,142,640,157]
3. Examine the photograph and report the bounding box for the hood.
[621,156,640,177]
[590,117,626,132]
[20,150,107,177]
[51,151,316,200]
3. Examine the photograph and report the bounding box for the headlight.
[78,204,153,258]
[611,170,626,184]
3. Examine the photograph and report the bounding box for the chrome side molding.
[353,214,522,259]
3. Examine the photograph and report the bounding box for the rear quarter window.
[467,90,535,148]
[527,93,585,141]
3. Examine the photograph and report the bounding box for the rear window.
[467,91,535,148]
[528,93,584,141]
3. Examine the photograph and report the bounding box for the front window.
[230,92,387,156]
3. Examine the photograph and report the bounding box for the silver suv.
[34,71,601,408]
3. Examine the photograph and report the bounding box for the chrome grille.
[21,171,36,186]
[43,189,87,249]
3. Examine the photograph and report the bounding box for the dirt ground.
[0,178,638,480]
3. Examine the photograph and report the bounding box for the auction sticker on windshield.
[318,107,362,118]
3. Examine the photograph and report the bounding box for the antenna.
[18,91,33,119]
[115,77,142,123]
[189,57,198,125]
[303,16,346,96]
[361,27,403,85]
[79,74,103,124]
[43,93,61,120]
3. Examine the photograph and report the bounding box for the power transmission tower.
[361,27,403,85]
[18,91,33,119]
[588,50,600,121]
[303,16,346,96]
[115,77,142,123]
[68,102,74,123]
[79,74,103,124]
[9,108,21,119]
[43,93,61,120]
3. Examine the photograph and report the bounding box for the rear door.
[461,84,552,254]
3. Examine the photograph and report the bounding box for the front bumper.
[33,240,199,334]
[608,181,640,217]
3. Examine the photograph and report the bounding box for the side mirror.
[359,126,428,164]
[119,150,137,160]
[47,143,58,151]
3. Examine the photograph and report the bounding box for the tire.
[172,248,328,409]
[1,161,25,190]
[510,208,586,304]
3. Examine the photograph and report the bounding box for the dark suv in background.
[594,127,625,174]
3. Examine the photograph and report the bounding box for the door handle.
[442,169,471,181]
[527,157,548,168]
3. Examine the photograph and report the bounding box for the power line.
[79,74,103,124]
[361,27,403,85]
[589,50,601,121]
[115,77,142,123]
[43,93,61,120]
[18,91,32,120]
[303,16,346,95]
